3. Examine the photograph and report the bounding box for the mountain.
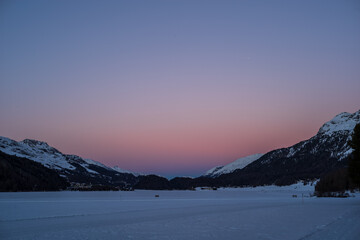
[0,137,139,188]
[215,110,360,186]
[1,109,359,191]
[204,153,264,177]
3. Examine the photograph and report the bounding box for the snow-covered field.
[1,184,359,240]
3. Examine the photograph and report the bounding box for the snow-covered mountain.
[204,153,264,177]
[218,109,360,186]
[0,137,139,187]
[204,110,359,179]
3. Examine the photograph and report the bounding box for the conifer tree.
[349,123,360,188]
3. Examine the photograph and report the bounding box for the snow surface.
[205,153,264,177]
[318,110,360,136]
[1,184,359,240]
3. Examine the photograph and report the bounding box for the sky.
[0,0,360,178]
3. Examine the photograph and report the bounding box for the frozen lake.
[1,184,359,240]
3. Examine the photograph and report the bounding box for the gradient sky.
[1,0,360,178]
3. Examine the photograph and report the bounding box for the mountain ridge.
[1,109,359,190]
[202,109,360,180]
[214,109,360,186]
[0,136,139,188]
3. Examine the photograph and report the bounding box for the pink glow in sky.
[1,0,360,177]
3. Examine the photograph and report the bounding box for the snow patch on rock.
[205,153,264,177]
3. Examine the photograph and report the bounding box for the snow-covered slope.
[318,111,360,136]
[0,137,139,186]
[204,166,223,176]
[112,166,141,176]
[204,153,264,177]
[0,137,77,171]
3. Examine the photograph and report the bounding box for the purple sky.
[1,0,360,177]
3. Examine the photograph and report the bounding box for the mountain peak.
[318,109,360,136]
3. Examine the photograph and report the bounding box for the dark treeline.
[0,151,69,191]
[315,168,353,197]
[348,124,360,188]
[133,175,219,190]
[315,123,360,197]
